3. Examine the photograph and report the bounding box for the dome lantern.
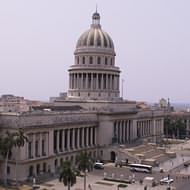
[92,11,101,27]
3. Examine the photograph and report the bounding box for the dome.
[76,12,114,50]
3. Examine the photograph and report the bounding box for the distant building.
[0,94,42,113]
[159,98,168,108]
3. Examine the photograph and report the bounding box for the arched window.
[82,57,85,64]
[89,57,93,64]
[97,57,101,64]
[105,57,108,65]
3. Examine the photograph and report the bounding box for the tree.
[14,129,28,185]
[164,117,186,139]
[0,130,17,186]
[0,129,28,186]
[173,118,186,139]
[59,161,77,190]
[76,152,93,190]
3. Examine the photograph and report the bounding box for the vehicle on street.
[160,177,174,185]
[94,162,104,169]
[128,163,152,173]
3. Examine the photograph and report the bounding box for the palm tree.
[14,129,28,185]
[0,129,28,186]
[0,130,17,186]
[59,161,77,190]
[76,152,93,190]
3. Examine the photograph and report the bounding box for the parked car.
[94,162,104,169]
[160,177,174,185]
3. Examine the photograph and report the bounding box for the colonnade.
[137,120,152,137]
[155,119,163,135]
[27,132,48,159]
[69,72,119,91]
[53,126,97,153]
[114,120,132,144]
[137,119,163,138]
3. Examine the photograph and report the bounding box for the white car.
[160,177,174,185]
[94,162,104,169]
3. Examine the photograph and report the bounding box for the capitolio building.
[0,11,164,181]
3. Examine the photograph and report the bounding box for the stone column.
[81,128,84,148]
[96,73,98,89]
[91,127,93,146]
[101,74,104,90]
[62,130,65,152]
[69,73,71,89]
[86,74,88,89]
[117,121,120,143]
[76,73,79,89]
[119,121,122,143]
[86,127,89,146]
[77,128,80,149]
[46,132,49,156]
[113,75,116,90]
[70,74,72,89]
[125,120,128,142]
[70,129,73,149]
[106,74,108,89]
[117,75,119,90]
[111,74,113,90]
[73,73,75,89]
[120,121,123,143]
[39,133,42,157]
[56,130,59,153]
[123,121,126,143]
[81,73,84,90]
[94,127,97,145]
[72,128,75,149]
[114,75,117,90]
[32,133,36,158]
[91,73,93,90]
[128,121,131,142]
[75,73,78,89]
[67,129,70,151]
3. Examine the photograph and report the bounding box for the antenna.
[96,4,98,13]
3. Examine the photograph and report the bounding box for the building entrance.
[110,151,116,162]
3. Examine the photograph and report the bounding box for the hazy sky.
[0,0,189,103]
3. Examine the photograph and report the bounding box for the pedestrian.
[88,184,92,190]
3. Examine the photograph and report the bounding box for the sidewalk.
[39,174,175,190]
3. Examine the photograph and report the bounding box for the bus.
[128,163,152,173]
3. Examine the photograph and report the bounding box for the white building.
[0,11,164,182]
